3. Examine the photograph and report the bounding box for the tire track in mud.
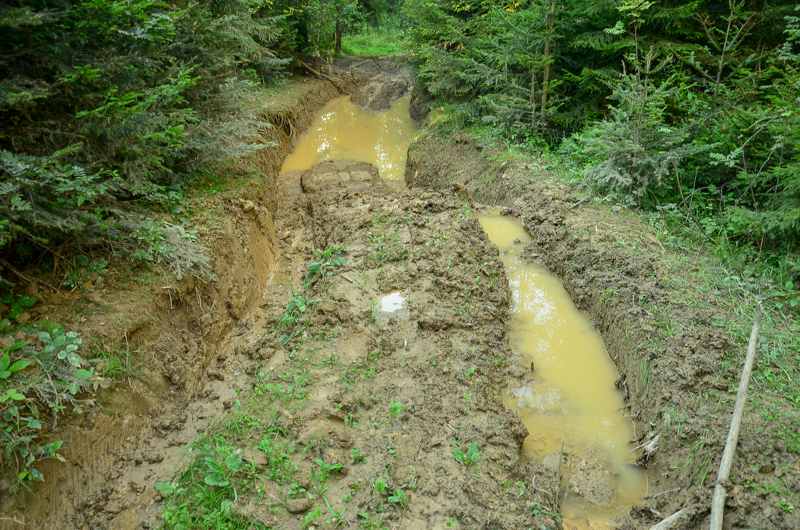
[204,160,561,530]
[407,129,800,529]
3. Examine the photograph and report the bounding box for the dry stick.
[649,506,695,530]
[709,304,763,530]
[299,61,346,92]
[563,451,573,509]
[554,440,563,511]
[0,258,59,293]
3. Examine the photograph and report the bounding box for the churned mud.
[407,127,800,529]
[1,59,564,530]
[204,159,561,529]
[478,211,647,529]
[6,55,797,530]
[0,60,418,530]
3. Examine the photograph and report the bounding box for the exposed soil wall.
[405,131,526,206]
[0,76,345,530]
[407,131,800,529]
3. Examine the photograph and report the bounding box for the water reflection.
[478,212,646,530]
[280,94,416,181]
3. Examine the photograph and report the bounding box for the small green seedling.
[516,480,526,498]
[311,459,342,496]
[304,246,347,288]
[350,448,366,463]
[387,485,408,508]
[374,476,388,494]
[0,346,32,380]
[389,401,404,419]
[452,442,480,466]
[0,295,36,326]
[459,366,476,379]
[303,506,323,525]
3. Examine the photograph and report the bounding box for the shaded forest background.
[0,0,399,283]
[402,0,800,300]
[1,0,799,297]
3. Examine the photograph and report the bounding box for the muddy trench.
[1,59,721,530]
[0,74,346,530]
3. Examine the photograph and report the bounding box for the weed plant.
[0,295,120,485]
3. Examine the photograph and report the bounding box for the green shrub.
[0,298,111,486]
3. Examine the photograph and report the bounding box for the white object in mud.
[380,292,406,312]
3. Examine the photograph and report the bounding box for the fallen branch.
[0,258,59,293]
[300,61,346,92]
[709,303,763,530]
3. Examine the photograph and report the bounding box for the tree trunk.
[540,0,557,131]
[530,51,537,126]
[334,19,342,54]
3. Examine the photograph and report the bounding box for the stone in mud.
[567,450,616,507]
[285,497,314,514]
[232,499,273,523]
[298,418,342,445]
[541,449,563,472]
[243,448,268,467]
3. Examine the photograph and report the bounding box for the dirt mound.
[185,159,561,529]
[317,57,415,111]
[350,73,413,111]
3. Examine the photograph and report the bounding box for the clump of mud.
[330,57,415,111]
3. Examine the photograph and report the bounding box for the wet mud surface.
[5,56,798,530]
[205,160,561,529]
[1,60,563,530]
[280,95,416,180]
[478,212,647,529]
[407,131,800,529]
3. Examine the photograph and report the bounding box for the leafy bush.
[0,307,111,486]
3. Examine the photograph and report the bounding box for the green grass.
[157,413,284,530]
[341,26,407,56]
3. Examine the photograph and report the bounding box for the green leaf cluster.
[0,313,110,486]
[452,441,480,466]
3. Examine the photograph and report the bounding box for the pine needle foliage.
[405,0,800,250]
[0,0,296,278]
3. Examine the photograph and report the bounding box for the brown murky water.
[478,212,647,530]
[280,94,416,180]
[281,92,646,527]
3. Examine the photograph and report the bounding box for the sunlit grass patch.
[342,26,407,56]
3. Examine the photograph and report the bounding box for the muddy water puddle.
[280,94,416,180]
[478,211,646,529]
